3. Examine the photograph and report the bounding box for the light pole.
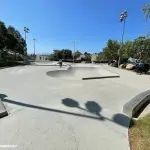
[24,27,29,44]
[33,38,37,55]
[118,10,128,67]
[73,41,76,63]
[23,27,29,62]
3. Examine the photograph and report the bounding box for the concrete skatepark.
[0,62,150,150]
[46,65,119,80]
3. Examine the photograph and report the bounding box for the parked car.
[135,62,149,74]
[128,57,149,74]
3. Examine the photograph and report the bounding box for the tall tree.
[0,21,8,50]
[133,36,146,59]
[97,52,106,60]
[74,50,82,59]
[53,49,73,60]
[7,26,26,55]
[0,20,27,62]
[103,40,120,60]
[122,41,135,58]
[142,3,150,20]
[84,52,91,61]
[53,50,61,60]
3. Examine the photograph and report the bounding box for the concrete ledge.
[0,98,8,118]
[123,90,150,117]
[82,75,120,80]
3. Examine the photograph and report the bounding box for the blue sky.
[0,0,150,54]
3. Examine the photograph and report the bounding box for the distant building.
[76,54,86,60]
[91,54,98,63]
[36,54,49,61]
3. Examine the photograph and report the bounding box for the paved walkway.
[0,63,149,150]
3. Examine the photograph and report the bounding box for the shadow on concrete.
[113,114,131,127]
[85,101,105,120]
[62,98,87,111]
[134,71,150,75]
[62,98,130,127]
[62,98,79,108]
[0,94,7,99]
[85,101,101,114]
[1,96,101,120]
[0,94,131,128]
[146,72,150,75]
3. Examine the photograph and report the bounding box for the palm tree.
[142,3,150,21]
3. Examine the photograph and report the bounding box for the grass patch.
[129,114,150,150]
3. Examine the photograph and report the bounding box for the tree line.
[97,36,150,64]
[49,49,91,62]
[0,21,26,62]
[48,35,150,64]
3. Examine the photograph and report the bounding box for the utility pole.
[33,38,37,61]
[73,41,76,63]
[118,10,128,67]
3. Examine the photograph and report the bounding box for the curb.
[123,90,150,118]
[0,98,8,118]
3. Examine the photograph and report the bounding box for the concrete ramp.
[46,66,120,80]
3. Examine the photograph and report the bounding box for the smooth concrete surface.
[46,66,119,80]
[0,63,150,150]
[123,90,150,117]
[0,98,8,118]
